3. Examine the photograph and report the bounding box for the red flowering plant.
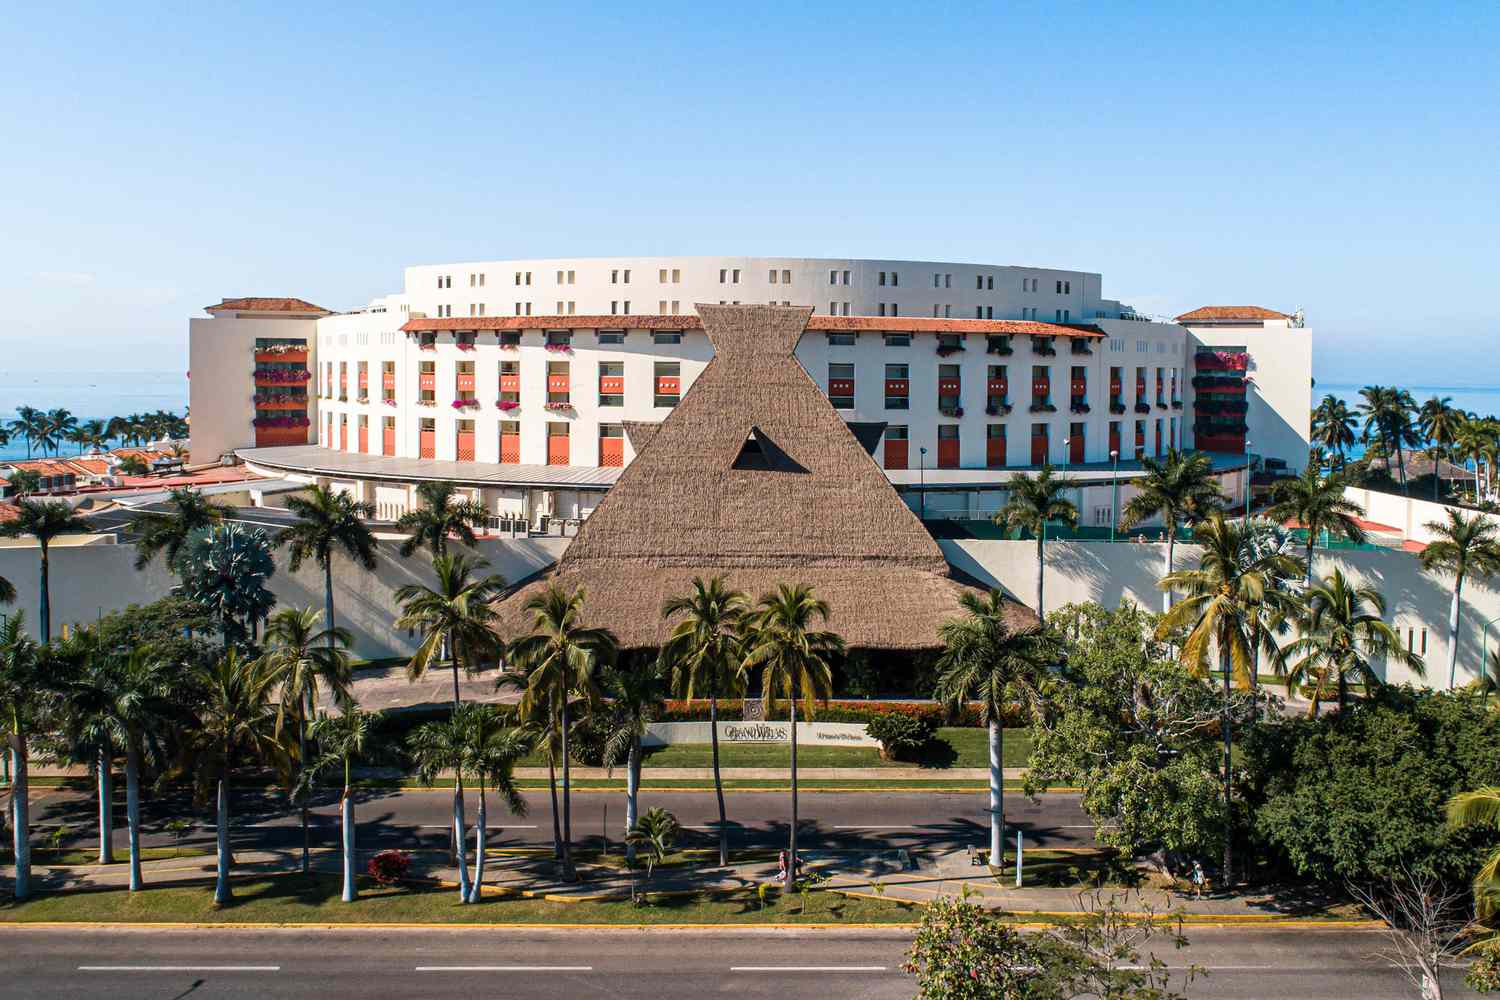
[367,849,411,886]
[497,400,520,411]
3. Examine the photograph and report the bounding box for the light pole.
[1061,437,1071,540]
[1109,448,1120,542]
[1243,439,1254,521]
[918,446,927,521]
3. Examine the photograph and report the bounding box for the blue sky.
[1,1,1496,386]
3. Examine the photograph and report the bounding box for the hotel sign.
[643,721,878,748]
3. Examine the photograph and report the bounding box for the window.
[885,363,910,410]
[769,269,778,284]
[732,268,740,284]
[891,303,898,316]
[878,303,885,317]
[891,272,899,286]
[659,300,669,314]
[660,268,668,283]
[842,270,850,285]
[841,302,851,315]
[720,268,727,283]
[568,270,575,284]
[611,269,620,284]
[557,270,565,285]
[623,269,630,283]
[934,273,942,289]
[977,275,984,290]
[653,331,682,345]
[611,301,619,315]
[830,301,838,315]
[515,272,523,286]
[879,271,887,286]
[546,330,572,347]
[781,269,791,284]
[654,361,681,408]
[500,331,521,347]
[557,301,565,313]
[945,273,952,288]
[829,269,839,285]
[597,330,625,345]
[828,363,855,409]
[621,301,629,315]
[987,276,994,290]
[598,361,624,407]
[884,332,910,347]
[826,332,856,346]
[1109,338,1124,352]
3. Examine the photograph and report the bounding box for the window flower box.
[455,342,476,352]
[544,401,575,412]
[253,368,312,383]
[451,399,480,410]
[415,399,436,408]
[935,345,965,357]
[544,343,573,353]
[1135,403,1151,414]
[356,394,369,404]
[382,398,398,407]
[1029,403,1057,413]
[1071,403,1091,414]
[497,400,520,412]
[252,415,311,428]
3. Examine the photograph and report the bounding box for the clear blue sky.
[2,1,1496,386]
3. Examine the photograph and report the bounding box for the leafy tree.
[598,656,670,863]
[1265,466,1367,586]
[5,469,41,497]
[90,597,217,674]
[1120,450,1224,611]
[300,708,382,902]
[7,406,44,459]
[995,466,1078,615]
[395,552,506,708]
[1420,396,1467,500]
[0,498,90,640]
[624,807,680,901]
[257,607,353,875]
[659,575,749,866]
[1312,395,1359,469]
[934,589,1056,866]
[1280,569,1424,712]
[0,614,49,898]
[394,481,489,559]
[116,455,150,476]
[172,523,277,648]
[1244,687,1500,885]
[741,582,844,890]
[130,486,224,571]
[460,703,527,902]
[278,485,378,641]
[1420,509,1500,688]
[1360,385,1419,494]
[1030,603,1234,865]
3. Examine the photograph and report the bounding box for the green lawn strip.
[0,846,198,867]
[0,874,921,925]
[505,778,1031,791]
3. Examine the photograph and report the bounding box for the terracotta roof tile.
[206,297,329,315]
[1175,306,1291,322]
[401,313,1104,338]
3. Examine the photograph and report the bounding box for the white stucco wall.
[189,314,319,464]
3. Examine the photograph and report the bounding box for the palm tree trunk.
[710,690,728,868]
[988,718,1004,867]
[624,735,640,864]
[299,699,311,876]
[469,780,486,903]
[1337,669,1349,712]
[560,698,574,879]
[1220,646,1233,887]
[214,767,232,905]
[125,742,142,891]
[341,780,356,903]
[1305,534,1316,589]
[1034,533,1045,616]
[10,731,30,900]
[786,695,799,892]
[1447,575,1464,689]
[452,776,471,902]
[547,754,562,861]
[96,745,113,864]
[38,541,50,642]
[1163,528,1175,614]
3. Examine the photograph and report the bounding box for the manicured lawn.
[511,778,1032,791]
[0,846,195,866]
[0,874,922,925]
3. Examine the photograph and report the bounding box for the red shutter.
[456,431,475,462]
[937,439,960,468]
[500,432,520,463]
[884,439,908,470]
[1070,435,1085,464]
[600,437,624,467]
[419,430,435,459]
[547,433,569,466]
[986,436,1006,468]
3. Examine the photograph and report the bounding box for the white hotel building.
[188,257,1311,529]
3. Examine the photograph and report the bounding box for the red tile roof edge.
[206,297,329,314]
[1175,305,1291,322]
[399,314,1106,337]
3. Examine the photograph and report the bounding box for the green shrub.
[567,716,626,768]
[866,712,938,760]
[658,698,1024,728]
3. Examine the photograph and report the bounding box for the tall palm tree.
[507,585,616,880]
[395,552,507,708]
[8,406,45,459]
[131,486,225,571]
[300,707,381,902]
[408,705,478,901]
[599,656,670,863]
[78,418,107,454]
[1120,450,1224,611]
[38,408,75,457]
[53,627,122,865]
[1158,512,1299,882]
[1456,418,1492,502]
[741,583,844,891]
[1359,386,1418,494]
[994,466,1079,616]
[460,703,527,902]
[109,647,177,891]
[934,589,1056,866]
[1419,397,1465,500]
[659,576,749,866]
[278,485,379,641]
[0,499,90,640]
[1420,510,1500,688]
[1280,569,1423,713]
[186,649,279,905]
[1447,788,1500,928]
[1264,466,1367,586]
[172,523,277,648]
[395,481,490,558]
[257,607,354,875]
[0,615,46,899]
[1311,395,1358,470]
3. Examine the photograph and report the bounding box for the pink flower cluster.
[451,398,480,410]
[544,401,574,412]
[497,400,520,411]
[254,368,311,383]
[252,415,311,428]
[544,343,572,353]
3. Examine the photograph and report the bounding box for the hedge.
[658,699,1029,728]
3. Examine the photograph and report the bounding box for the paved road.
[30,785,1097,855]
[0,926,1474,998]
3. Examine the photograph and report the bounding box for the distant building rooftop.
[1175,305,1292,323]
[205,297,330,316]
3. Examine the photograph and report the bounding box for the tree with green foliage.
[1030,603,1234,866]
[0,614,48,899]
[1420,396,1467,501]
[624,807,680,902]
[599,656,670,864]
[460,703,528,902]
[299,707,382,901]
[741,582,844,891]
[1244,686,1500,886]
[994,466,1078,616]
[659,575,749,867]
[130,486,225,571]
[395,552,507,708]
[1120,450,1224,612]
[1264,466,1368,586]
[0,498,90,640]
[172,523,277,648]
[278,485,379,643]
[1419,509,1500,689]
[394,481,490,559]
[1280,569,1424,712]
[1312,395,1359,470]
[934,589,1056,866]
[0,572,13,607]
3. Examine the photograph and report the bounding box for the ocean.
[0,370,187,460]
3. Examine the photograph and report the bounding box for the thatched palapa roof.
[495,304,1038,650]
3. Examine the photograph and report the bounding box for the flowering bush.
[367,849,411,886]
[451,398,480,410]
[415,399,436,408]
[498,341,519,350]
[252,415,311,428]
[456,341,476,352]
[657,699,1017,728]
[253,368,311,383]
[251,343,305,355]
[544,342,572,353]
[382,398,398,407]
[356,394,369,403]
[497,400,520,411]
[544,401,574,412]
[252,394,307,405]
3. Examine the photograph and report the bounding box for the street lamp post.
[1061,438,1071,541]
[919,446,927,521]
[1243,439,1254,521]
[1109,448,1120,543]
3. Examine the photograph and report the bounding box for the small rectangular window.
[653,331,682,345]
[781,269,791,284]
[597,330,625,345]
[884,332,910,347]
[826,332,856,346]
[769,269,778,284]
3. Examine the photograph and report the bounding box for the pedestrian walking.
[1190,860,1205,899]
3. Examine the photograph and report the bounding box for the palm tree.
[78,418,107,454]
[53,627,122,865]
[994,466,1079,616]
[1264,466,1367,586]
[1359,386,1418,494]
[172,524,277,648]
[599,656,670,864]
[1419,397,1465,500]
[0,615,46,899]
[741,583,844,891]
[278,485,378,641]
[460,703,527,902]
[1158,511,1299,882]
[187,649,279,905]
[395,481,490,558]
[659,576,749,866]
[1280,569,1423,714]
[8,406,45,459]
[300,707,381,902]
[131,486,225,571]
[0,499,89,640]
[1456,418,1492,502]
[408,705,479,901]
[1120,450,1224,611]
[1447,788,1500,928]
[625,807,680,900]
[507,585,616,879]
[40,408,75,457]
[934,589,1056,866]
[0,572,14,607]
[258,607,354,875]
[396,552,507,708]
[1420,510,1500,688]
[1311,395,1358,469]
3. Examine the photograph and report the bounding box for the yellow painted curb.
[0,920,921,931]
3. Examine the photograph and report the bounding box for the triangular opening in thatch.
[730,427,807,473]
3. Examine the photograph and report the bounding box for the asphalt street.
[0,926,1475,999]
[31,786,1097,856]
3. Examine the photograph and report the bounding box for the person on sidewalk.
[1190,860,1205,899]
